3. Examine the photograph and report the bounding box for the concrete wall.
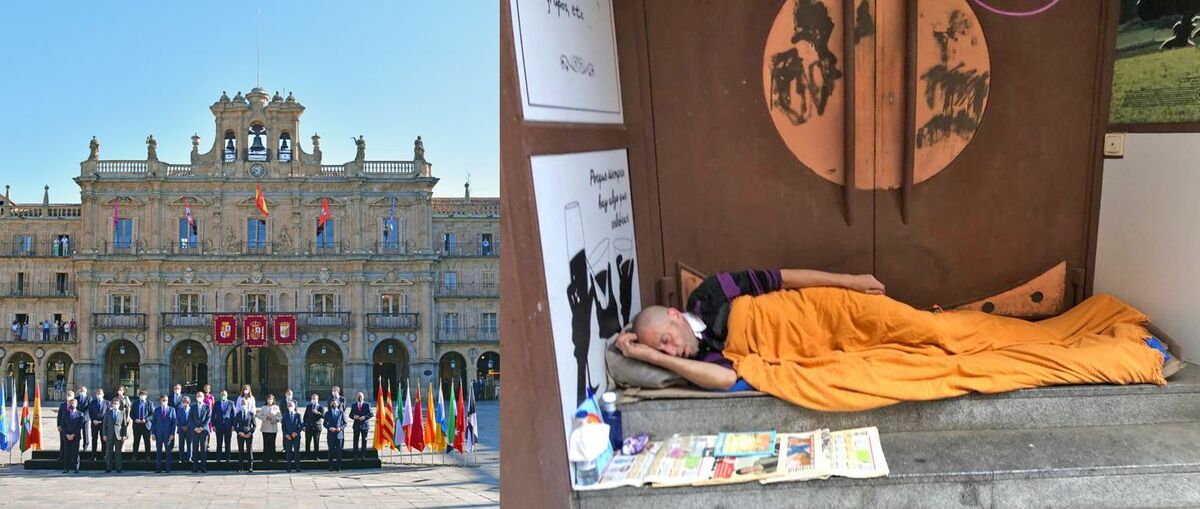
[1095,133,1200,362]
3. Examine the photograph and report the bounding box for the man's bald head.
[630,305,700,358]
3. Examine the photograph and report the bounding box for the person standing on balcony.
[10,320,18,341]
[68,319,76,340]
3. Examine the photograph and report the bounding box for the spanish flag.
[255,184,269,217]
[28,379,41,450]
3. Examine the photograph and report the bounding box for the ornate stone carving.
[250,265,265,284]
[354,135,366,161]
[183,266,195,284]
[146,135,158,160]
[318,267,331,284]
[414,136,425,160]
[88,136,100,160]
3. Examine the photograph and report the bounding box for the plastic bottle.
[600,392,623,453]
[573,410,599,486]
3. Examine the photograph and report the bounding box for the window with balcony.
[312,293,338,316]
[178,218,199,252]
[243,293,269,313]
[114,218,134,251]
[442,312,459,332]
[482,271,496,290]
[443,272,458,294]
[14,234,33,256]
[247,219,267,251]
[110,294,135,314]
[481,233,494,255]
[380,216,406,253]
[176,293,203,315]
[443,232,456,254]
[481,312,498,340]
[381,293,409,314]
[54,234,71,256]
[316,218,336,251]
[14,272,27,296]
[55,273,69,296]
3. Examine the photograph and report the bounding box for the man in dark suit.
[282,399,303,472]
[233,400,257,472]
[190,391,212,473]
[329,385,347,409]
[74,386,93,458]
[303,394,325,460]
[129,390,152,460]
[212,389,235,463]
[167,384,184,457]
[102,396,128,473]
[149,394,177,473]
[348,391,373,461]
[61,397,87,473]
[176,396,193,466]
[56,389,76,462]
[87,388,110,461]
[323,398,348,471]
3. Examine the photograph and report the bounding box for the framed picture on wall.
[1109,1,1200,131]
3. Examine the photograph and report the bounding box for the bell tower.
[203,87,307,177]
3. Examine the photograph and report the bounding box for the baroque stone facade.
[0,87,498,403]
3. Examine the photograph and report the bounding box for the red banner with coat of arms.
[244,315,269,348]
[273,314,297,345]
[214,315,238,345]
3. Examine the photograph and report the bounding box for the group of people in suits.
[55,383,373,474]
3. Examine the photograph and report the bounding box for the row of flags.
[116,190,399,238]
[375,377,478,454]
[0,378,43,453]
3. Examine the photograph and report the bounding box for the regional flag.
[374,378,385,450]
[0,378,8,452]
[7,380,16,450]
[28,379,41,450]
[112,199,120,231]
[445,381,457,453]
[409,380,425,452]
[184,196,195,227]
[255,184,269,217]
[244,315,268,348]
[435,383,447,452]
[383,383,396,451]
[19,387,29,452]
[402,380,413,449]
[465,383,478,453]
[425,382,437,452]
[454,381,465,454]
[393,383,402,451]
[317,196,331,236]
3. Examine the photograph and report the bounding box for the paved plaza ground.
[0,400,499,508]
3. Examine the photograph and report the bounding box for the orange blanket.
[722,288,1166,412]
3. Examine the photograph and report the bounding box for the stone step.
[574,422,1200,509]
[618,364,1200,437]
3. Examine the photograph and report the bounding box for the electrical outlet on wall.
[1104,132,1125,158]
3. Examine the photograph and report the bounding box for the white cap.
[601,392,617,403]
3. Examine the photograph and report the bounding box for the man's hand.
[845,274,886,295]
[616,332,663,363]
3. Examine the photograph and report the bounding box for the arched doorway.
[46,352,74,401]
[104,340,140,396]
[225,346,289,400]
[4,353,36,400]
[476,351,499,401]
[373,339,410,398]
[305,340,343,399]
[438,351,468,399]
[171,340,208,394]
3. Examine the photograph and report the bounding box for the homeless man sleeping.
[615,268,1184,412]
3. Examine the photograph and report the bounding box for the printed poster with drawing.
[693,453,782,486]
[531,149,640,482]
[761,430,832,484]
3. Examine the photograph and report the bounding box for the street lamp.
[387,344,394,355]
[186,344,192,355]
[119,345,126,355]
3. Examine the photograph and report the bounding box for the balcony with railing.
[365,312,421,331]
[436,326,499,343]
[362,161,417,175]
[2,283,77,298]
[161,312,215,329]
[0,240,75,257]
[298,311,352,329]
[94,160,149,174]
[93,313,147,330]
[440,241,499,257]
[321,165,345,176]
[171,240,204,255]
[436,282,499,298]
[3,325,77,343]
[101,239,139,255]
[2,205,83,218]
[372,240,411,255]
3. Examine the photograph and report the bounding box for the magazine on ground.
[574,442,662,491]
[714,431,777,458]
[644,434,718,487]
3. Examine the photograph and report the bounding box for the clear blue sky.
[0,1,498,203]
